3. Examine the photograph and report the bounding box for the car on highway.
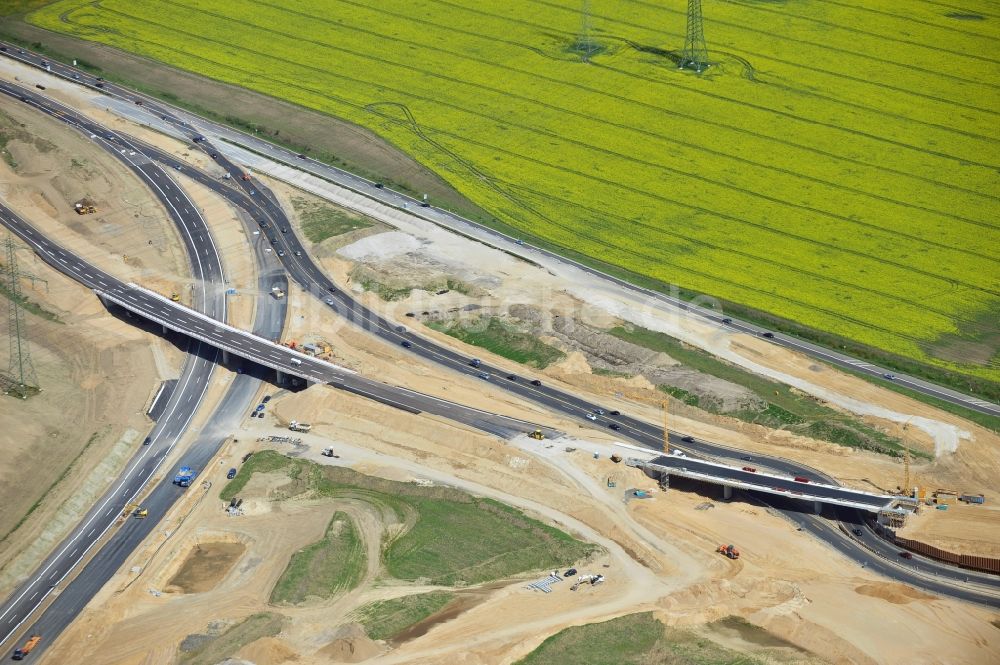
[762,331,775,338]
[506,374,517,381]
[475,371,491,380]
[852,528,863,537]
[297,153,306,159]
[395,326,406,332]
[401,340,412,348]
[721,317,732,324]
[327,287,337,293]
[226,468,237,479]
[593,408,605,415]
[883,373,896,380]
[143,436,152,445]
[281,227,289,233]
[586,413,598,421]
[741,455,752,461]
[610,410,621,416]
[609,423,621,430]
[681,435,695,443]
[325,298,335,305]
[277,249,286,257]
[531,379,542,386]
[72,73,79,79]
[294,250,302,257]
[899,551,913,560]
[269,237,277,245]
[469,358,482,368]
[374,182,384,188]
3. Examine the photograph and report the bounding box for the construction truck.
[528,429,544,440]
[74,201,97,215]
[12,635,41,660]
[717,544,740,560]
[271,285,285,299]
[321,447,339,458]
[170,292,181,302]
[289,420,312,433]
[123,503,148,519]
[173,466,196,487]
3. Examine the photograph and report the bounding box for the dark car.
[294,250,302,257]
[762,332,775,338]
[609,423,621,431]
[395,326,406,332]
[210,152,218,159]
[262,395,272,403]
[740,455,752,461]
[374,182,384,189]
[531,379,542,386]
[35,84,45,90]
[899,551,913,560]
[610,410,621,416]
[721,317,732,324]
[563,568,577,577]
[226,468,237,479]
[269,237,278,245]
[281,227,289,233]
[328,287,337,293]
[277,249,286,257]
[852,529,863,537]
[506,374,517,381]
[401,340,413,348]
[135,99,143,105]
[297,153,306,159]
[681,435,695,443]
[95,82,105,88]
[143,436,152,446]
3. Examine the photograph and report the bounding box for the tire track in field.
[56,12,970,351]
[624,0,1000,65]
[133,1,1000,254]
[416,0,1000,166]
[913,0,1000,21]
[83,5,1000,290]
[521,0,1000,139]
[809,0,1000,40]
[249,0,998,232]
[491,178,965,349]
[549,0,1000,80]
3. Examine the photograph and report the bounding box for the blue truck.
[173,466,196,487]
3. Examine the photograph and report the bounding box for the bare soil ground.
[897,503,1000,557]
[0,96,187,593]
[166,542,245,594]
[43,386,1000,665]
[0,18,486,217]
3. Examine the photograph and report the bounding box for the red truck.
[794,476,810,483]
[742,466,756,473]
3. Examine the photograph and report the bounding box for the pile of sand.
[317,624,383,662]
[854,582,935,605]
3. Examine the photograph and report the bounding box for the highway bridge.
[640,453,901,513]
[0,61,997,660]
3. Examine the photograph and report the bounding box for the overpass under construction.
[636,452,913,515]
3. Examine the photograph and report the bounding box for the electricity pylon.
[577,0,599,63]
[3,234,39,398]
[678,0,710,73]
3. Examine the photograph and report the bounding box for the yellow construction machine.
[73,200,97,215]
[123,502,148,519]
[528,429,545,440]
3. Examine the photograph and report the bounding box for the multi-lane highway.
[0,53,995,655]
[4,41,986,417]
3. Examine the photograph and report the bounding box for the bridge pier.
[221,349,229,364]
[723,485,733,501]
[814,500,823,515]
[276,369,285,385]
[162,323,170,335]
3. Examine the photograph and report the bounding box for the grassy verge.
[270,512,365,605]
[0,270,62,323]
[351,268,413,302]
[178,613,286,665]
[222,451,596,587]
[428,317,565,369]
[353,591,454,641]
[290,196,372,243]
[612,325,921,458]
[516,612,772,665]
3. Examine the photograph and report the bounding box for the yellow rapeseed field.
[29,0,1000,379]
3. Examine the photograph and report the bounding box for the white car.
[586,413,598,421]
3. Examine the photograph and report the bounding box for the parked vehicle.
[226,468,237,479]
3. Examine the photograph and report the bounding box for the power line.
[3,234,39,399]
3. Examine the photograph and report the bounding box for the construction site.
[0,26,998,665]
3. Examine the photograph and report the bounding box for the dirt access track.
[44,385,1000,665]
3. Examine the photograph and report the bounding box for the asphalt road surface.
[0,60,994,657]
[5,42,988,418]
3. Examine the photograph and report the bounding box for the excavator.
[123,502,148,519]
[528,429,545,441]
[717,544,740,560]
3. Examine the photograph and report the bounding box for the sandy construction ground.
[42,386,1000,665]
